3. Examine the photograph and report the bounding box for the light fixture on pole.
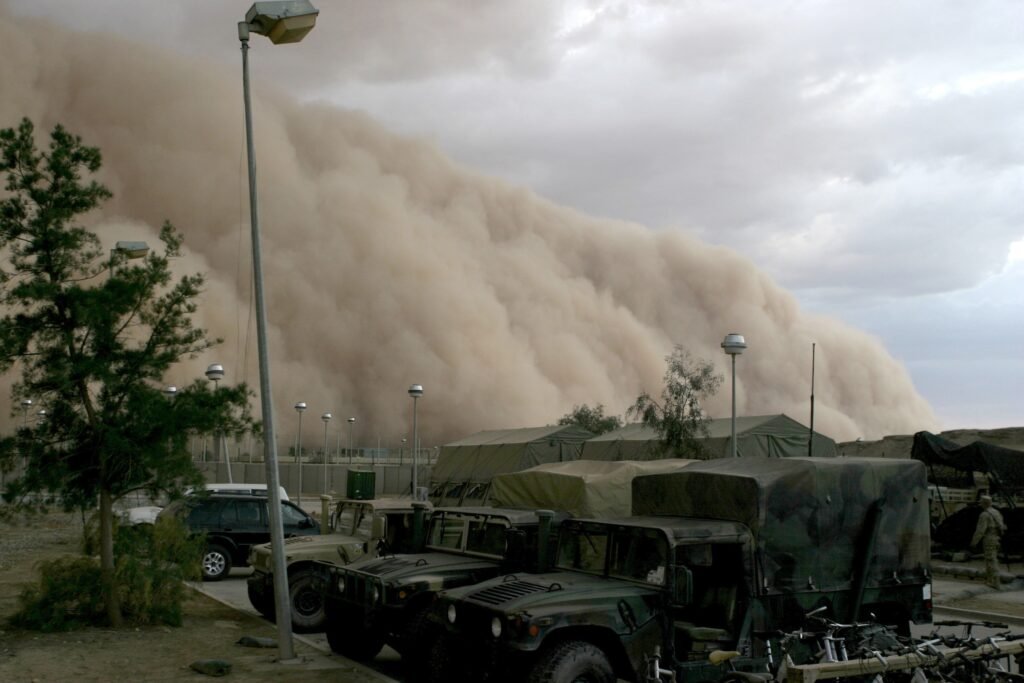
[347,417,355,463]
[721,333,747,458]
[408,384,424,499]
[238,0,318,661]
[321,412,332,494]
[294,402,307,506]
[20,399,32,427]
[109,240,150,275]
[205,363,232,483]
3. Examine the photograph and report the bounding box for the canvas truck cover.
[632,457,930,594]
[489,459,696,517]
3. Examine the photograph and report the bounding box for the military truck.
[246,496,431,632]
[319,505,563,669]
[431,457,932,683]
[319,459,696,666]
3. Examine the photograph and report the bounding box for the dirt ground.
[0,511,389,683]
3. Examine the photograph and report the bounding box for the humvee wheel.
[247,582,274,619]
[325,612,384,661]
[289,568,326,632]
[528,640,614,683]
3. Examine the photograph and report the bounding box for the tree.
[627,345,722,458]
[0,118,254,627]
[557,403,623,436]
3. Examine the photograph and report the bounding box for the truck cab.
[245,497,430,632]
[319,506,561,668]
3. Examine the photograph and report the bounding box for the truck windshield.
[426,513,510,557]
[556,524,668,584]
[333,504,368,535]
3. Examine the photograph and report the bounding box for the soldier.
[970,495,1005,589]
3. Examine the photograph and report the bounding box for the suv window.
[188,499,224,525]
[224,499,264,526]
[281,502,310,527]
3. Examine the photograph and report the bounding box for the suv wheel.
[289,568,326,632]
[528,641,614,683]
[202,543,232,581]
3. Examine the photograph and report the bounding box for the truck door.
[672,542,745,661]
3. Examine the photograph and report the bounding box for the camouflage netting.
[632,457,930,593]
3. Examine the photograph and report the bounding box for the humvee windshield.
[426,512,511,558]
[333,503,371,535]
[556,522,668,586]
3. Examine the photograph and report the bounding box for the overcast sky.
[7,0,1023,431]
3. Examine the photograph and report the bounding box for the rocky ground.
[0,510,389,683]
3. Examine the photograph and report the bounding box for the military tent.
[580,414,836,460]
[429,425,594,507]
[489,458,696,517]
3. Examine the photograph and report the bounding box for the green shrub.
[10,515,203,630]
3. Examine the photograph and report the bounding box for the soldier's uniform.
[971,497,1005,589]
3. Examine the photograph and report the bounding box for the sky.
[0,1,1020,444]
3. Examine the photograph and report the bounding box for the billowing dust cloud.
[0,10,938,447]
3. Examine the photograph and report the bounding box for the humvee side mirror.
[371,515,387,539]
[674,566,693,605]
[505,528,527,563]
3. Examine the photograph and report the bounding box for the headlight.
[447,604,457,624]
[490,617,502,638]
[337,576,346,593]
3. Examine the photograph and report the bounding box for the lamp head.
[721,333,747,356]
[347,417,355,424]
[244,1,318,44]
[114,240,150,259]
[408,384,424,398]
[164,385,178,397]
[205,363,225,382]
[294,401,307,413]
[321,412,332,422]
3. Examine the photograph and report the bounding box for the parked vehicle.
[319,506,563,669]
[431,457,933,683]
[157,492,319,580]
[246,497,431,632]
[120,482,289,526]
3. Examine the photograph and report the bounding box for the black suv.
[159,493,319,580]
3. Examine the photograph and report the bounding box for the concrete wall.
[196,461,432,501]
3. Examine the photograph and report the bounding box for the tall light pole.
[347,417,355,463]
[294,402,307,506]
[808,342,816,458]
[239,0,318,661]
[721,334,747,458]
[408,385,423,499]
[205,363,232,483]
[321,412,332,494]
[20,399,32,427]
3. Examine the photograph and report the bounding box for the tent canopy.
[911,430,1024,492]
[429,425,594,506]
[580,414,836,460]
[490,458,696,517]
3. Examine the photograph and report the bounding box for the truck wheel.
[399,604,437,677]
[528,641,615,683]
[325,613,384,661]
[247,582,274,620]
[288,569,326,632]
[426,633,461,683]
[202,543,232,581]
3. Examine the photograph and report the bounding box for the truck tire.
[426,633,459,683]
[528,641,615,683]
[247,582,274,619]
[202,543,232,581]
[325,612,384,661]
[288,568,326,632]
[399,604,436,677]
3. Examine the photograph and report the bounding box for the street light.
[294,402,307,506]
[321,412,331,494]
[20,399,32,427]
[408,384,423,499]
[238,0,318,660]
[721,333,747,459]
[205,363,232,483]
[347,417,355,463]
